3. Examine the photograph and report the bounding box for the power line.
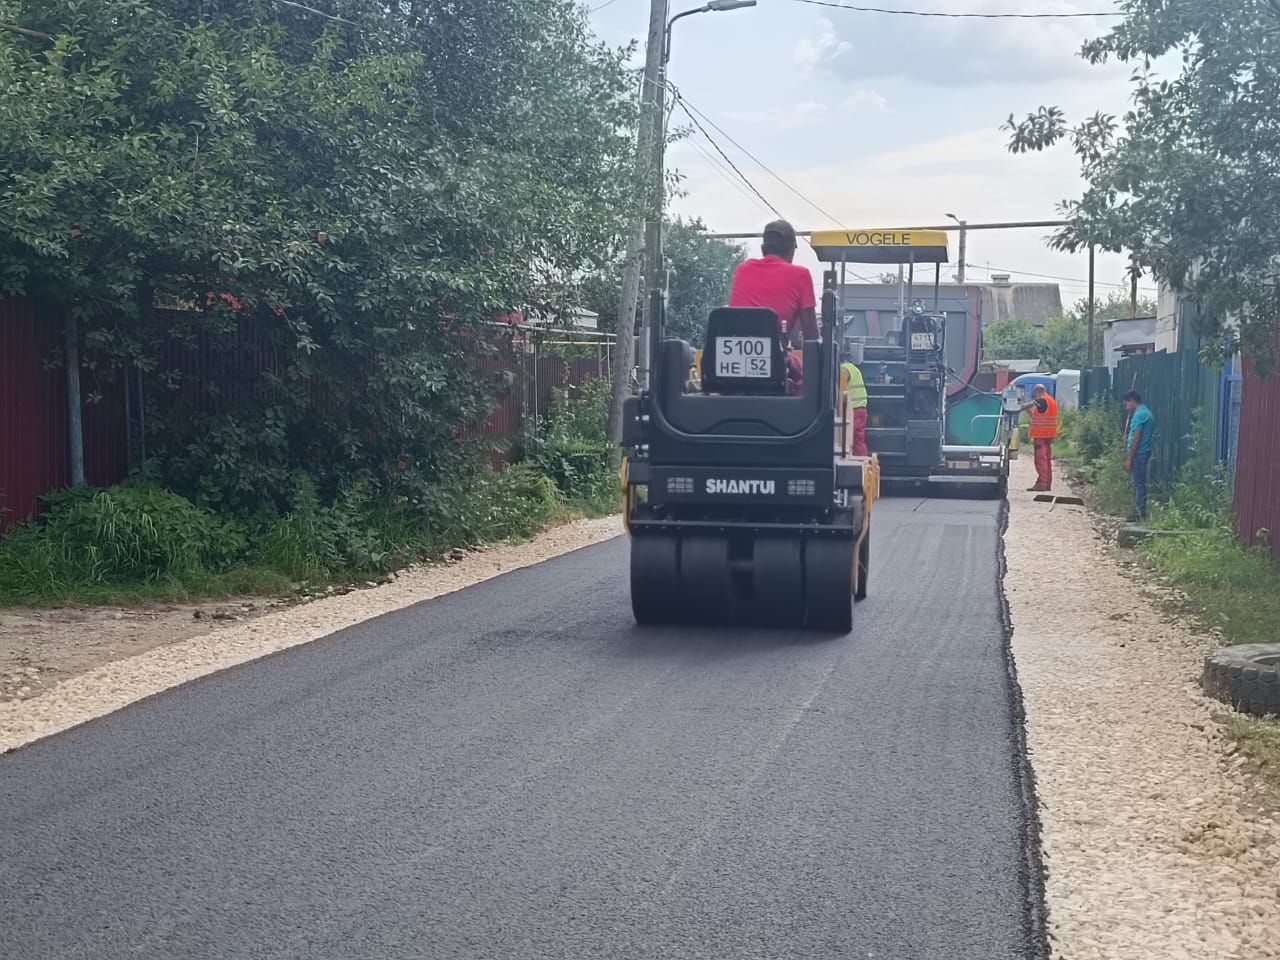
[681,137,778,220]
[673,97,877,281]
[789,0,1122,18]
[590,0,624,12]
[676,92,850,230]
[974,264,1156,292]
[272,0,359,27]
[672,96,786,221]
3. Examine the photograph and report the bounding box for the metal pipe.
[64,313,85,486]
[700,219,1070,240]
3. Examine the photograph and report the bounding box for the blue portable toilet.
[1010,373,1055,398]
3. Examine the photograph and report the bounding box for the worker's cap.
[762,220,797,246]
[1032,383,1047,394]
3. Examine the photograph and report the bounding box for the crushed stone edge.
[0,517,624,755]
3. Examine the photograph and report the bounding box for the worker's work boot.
[1027,484,1049,492]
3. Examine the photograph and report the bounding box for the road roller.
[620,267,878,632]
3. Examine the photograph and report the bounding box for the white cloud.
[722,94,885,129]
[841,89,889,114]
[792,17,851,78]
[821,0,1126,88]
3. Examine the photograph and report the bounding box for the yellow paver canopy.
[809,229,949,265]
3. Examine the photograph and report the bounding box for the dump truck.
[810,229,1022,497]
[621,265,878,632]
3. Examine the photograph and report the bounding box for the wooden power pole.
[607,0,668,451]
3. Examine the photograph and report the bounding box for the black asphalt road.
[1,498,1043,960]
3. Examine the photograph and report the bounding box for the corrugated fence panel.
[1,299,129,534]
[1,298,45,533]
[1112,339,1221,495]
[1234,356,1280,559]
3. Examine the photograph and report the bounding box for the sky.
[586,0,1160,305]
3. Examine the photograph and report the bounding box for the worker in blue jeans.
[1122,390,1155,521]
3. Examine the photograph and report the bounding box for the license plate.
[715,337,772,378]
[910,332,934,350]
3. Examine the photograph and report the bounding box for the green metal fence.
[1081,366,1110,407]
[1111,338,1220,494]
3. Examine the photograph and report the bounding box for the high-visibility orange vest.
[1029,393,1059,439]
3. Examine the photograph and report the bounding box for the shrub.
[529,378,617,511]
[253,476,401,580]
[1150,410,1231,532]
[1062,399,1123,464]
[426,463,562,546]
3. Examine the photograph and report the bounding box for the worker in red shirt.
[728,220,819,394]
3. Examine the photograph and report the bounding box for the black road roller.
[621,268,878,631]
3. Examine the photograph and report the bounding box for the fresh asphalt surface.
[1,497,1042,960]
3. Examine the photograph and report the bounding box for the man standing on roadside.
[728,220,819,394]
[1022,383,1059,492]
[1122,390,1155,520]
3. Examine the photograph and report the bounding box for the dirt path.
[0,599,290,704]
[0,516,623,753]
[1005,455,1280,960]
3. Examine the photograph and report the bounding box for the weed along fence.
[457,351,608,471]
[1234,356,1280,560]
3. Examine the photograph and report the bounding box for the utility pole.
[1129,253,1139,320]
[1086,245,1097,369]
[607,0,667,449]
[946,213,967,284]
[640,11,674,397]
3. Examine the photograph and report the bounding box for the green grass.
[0,464,593,608]
[1074,453,1136,517]
[1145,527,1280,645]
[1143,523,1280,804]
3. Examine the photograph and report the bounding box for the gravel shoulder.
[1005,456,1280,960]
[0,516,622,753]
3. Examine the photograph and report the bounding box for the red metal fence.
[1,299,128,534]
[1,297,608,535]
[1234,356,1280,560]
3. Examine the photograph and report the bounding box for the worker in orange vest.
[1022,384,1059,491]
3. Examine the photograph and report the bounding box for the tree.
[983,290,1159,369]
[1040,314,1090,372]
[982,318,1044,363]
[0,0,637,510]
[1067,291,1158,324]
[581,217,744,347]
[1002,1,1280,368]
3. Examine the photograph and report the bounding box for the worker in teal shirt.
[1122,390,1155,520]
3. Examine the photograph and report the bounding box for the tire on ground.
[1201,644,1280,717]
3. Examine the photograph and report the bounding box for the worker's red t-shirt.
[727,256,816,336]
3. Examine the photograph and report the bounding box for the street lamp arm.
[665,0,756,61]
